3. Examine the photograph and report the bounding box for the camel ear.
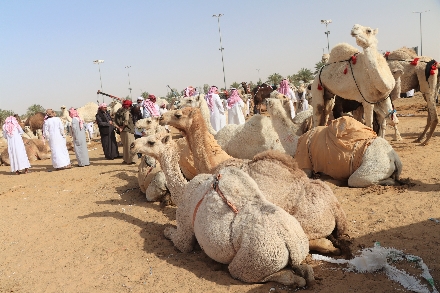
[373,28,378,35]
[162,134,171,144]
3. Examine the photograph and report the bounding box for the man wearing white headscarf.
[278,79,297,119]
[204,85,225,132]
[2,116,31,174]
[226,88,245,125]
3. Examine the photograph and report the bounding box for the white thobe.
[2,125,31,172]
[228,100,245,125]
[43,117,71,168]
[207,94,226,132]
[85,122,94,140]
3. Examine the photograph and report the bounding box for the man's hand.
[109,121,113,125]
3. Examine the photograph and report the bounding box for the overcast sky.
[1,0,439,115]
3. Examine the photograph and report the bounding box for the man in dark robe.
[95,103,120,160]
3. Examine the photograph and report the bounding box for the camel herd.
[0,23,438,289]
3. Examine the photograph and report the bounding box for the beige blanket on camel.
[295,117,377,180]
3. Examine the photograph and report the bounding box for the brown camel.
[159,107,350,256]
[25,112,45,135]
[252,83,275,114]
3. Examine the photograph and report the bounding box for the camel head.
[135,117,160,131]
[130,132,172,160]
[179,94,204,109]
[265,97,290,118]
[351,24,378,49]
[159,107,198,133]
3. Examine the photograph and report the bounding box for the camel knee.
[309,238,340,255]
[260,269,307,288]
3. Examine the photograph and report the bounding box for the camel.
[77,102,99,123]
[252,83,275,114]
[24,112,45,135]
[311,24,396,131]
[386,47,439,145]
[160,107,348,255]
[135,117,197,179]
[131,133,315,288]
[23,126,37,139]
[179,90,312,159]
[1,137,51,165]
[137,154,170,205]
[265,98,403,187]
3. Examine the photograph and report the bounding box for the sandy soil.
[0,94,439,293]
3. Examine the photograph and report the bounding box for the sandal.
[15,171,21,175]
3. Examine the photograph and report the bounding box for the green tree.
[141,92,150,100]
[26,104,45,116]
[203,84,210,94]
[230,82,241,89]
[314,60,327,75]
[290,68,314,87]
[266,73,283,86]
[0,109,15,125]
[166,88,179,99]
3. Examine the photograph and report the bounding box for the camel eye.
[367,29,371,33]
[148,141,155,146]
[147,121,151,124]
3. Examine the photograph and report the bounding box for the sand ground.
[0,94,439,293]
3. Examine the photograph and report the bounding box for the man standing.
[226,88,245,125]
[204,85,225,132]
[117,99,138,164]
[2,116,31,174]
[95,103,120,160]
[43,109,71,170]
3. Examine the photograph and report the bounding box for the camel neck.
[159,144,187,205]
[185,124,218,173]
[362,46,395,94]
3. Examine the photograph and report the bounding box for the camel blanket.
[295,117,377,180]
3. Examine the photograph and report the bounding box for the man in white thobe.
[43,109,71,170]
[2,116,31,174]
[205,85,226,132]
[226,88,245,125]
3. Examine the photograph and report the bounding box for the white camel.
[386,47,439,145]
[311,24,396,132]
[131,133,315,288]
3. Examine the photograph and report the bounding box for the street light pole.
[256,69,260,81]
[413,10,429,56]
[321,19,332,53]
[125,66,132,99]
[212,14,227,91]
[93,59,104,102]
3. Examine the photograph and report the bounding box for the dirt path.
[0,94,439,293]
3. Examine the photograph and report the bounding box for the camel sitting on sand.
[159,107,349,255]
[131,133,315,288]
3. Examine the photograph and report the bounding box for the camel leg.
[309,238,340,255]
[163,207,196,253]
[259,269,306,288]
[419,96,439,145]
[363,103,374,128]
[393,125,402,141]
[291,264,315,287]
[310,81,325,127]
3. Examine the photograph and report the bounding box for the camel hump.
[388,47,418,60]
[252,150,300,173]
[328,43,359,63]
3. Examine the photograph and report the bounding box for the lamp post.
[212,14,227,91]
[125,65,132,99]
[413,10,429,56]
[256,69,260,81]
[93,59,104,102]
[321,19,332,53]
